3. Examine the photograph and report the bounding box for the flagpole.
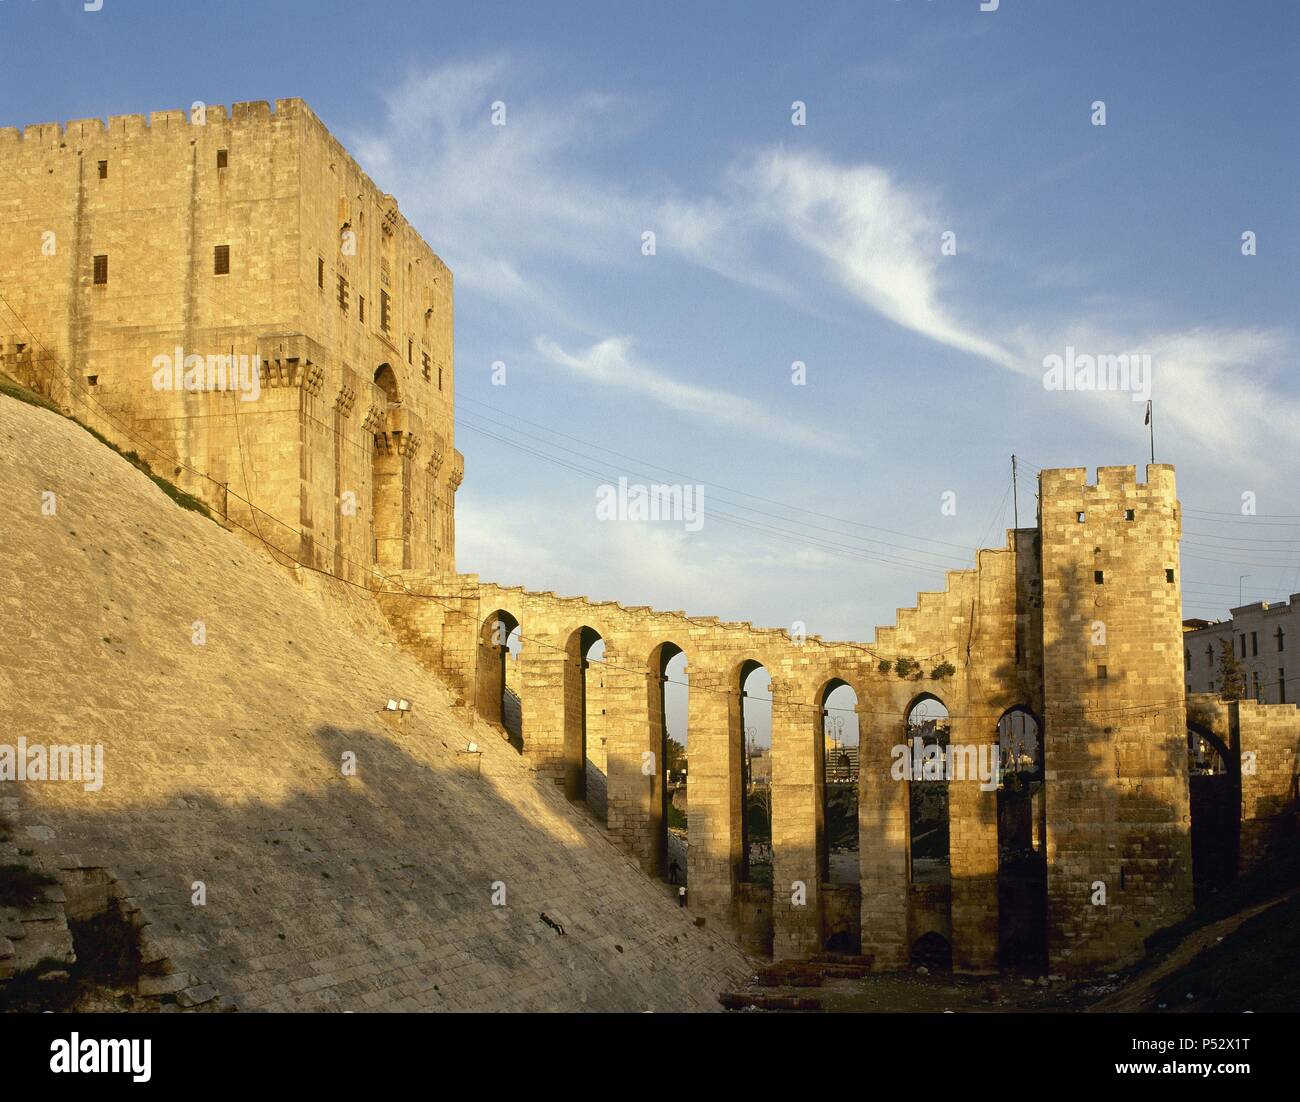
[1146,400,1154,464]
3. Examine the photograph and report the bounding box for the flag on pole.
[1145,400,1152,425]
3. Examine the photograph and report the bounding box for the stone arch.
[905,692,951,884]
[371,363,405,566]
[905,690,948,718]
[736,658,773,886]
[1187,719,1240,900]
[374,362,400,406]
[816,677,860,885]
[910,930,953,971]
[817,675,862,953]
[477,609,522,750]
[996,705,1046,970]
[648,641,688,881]
[562,625,604,807]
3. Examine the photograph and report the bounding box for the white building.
[1184,596,1297,704]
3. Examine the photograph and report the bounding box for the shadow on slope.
[27,722,742,1012]
[0,385,751,1013]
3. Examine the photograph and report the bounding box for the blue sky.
[4,0,1298,639]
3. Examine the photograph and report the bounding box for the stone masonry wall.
[1186,694,1300,871]
[1039,465,1193,972]
[0,100,460,587]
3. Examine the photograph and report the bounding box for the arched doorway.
[910,930,953,971]
[374,363,399,405]
[479,610,521,752]
[906,694,952,968]
[996,706,1046,970]
[739,661,772,886]
[371,363,404,568]
[1188,721,1240,901]
[907,694,951,885]
[819,678,861,953]
[819,680,860,885]
[563,627,604,815]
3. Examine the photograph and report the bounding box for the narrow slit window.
[92,254,108,285]
[359,296,366,323]
[97,160,108,180]
[213,244,230,275]
[1094,570,1104,585]
[217,148,228,169]
[337,275,349,313]
[1097,665,1108,680]
[317,257,325,289]
[1166,568,1175,584]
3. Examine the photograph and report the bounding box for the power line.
[460,393,981,553]
[456,414,971,577]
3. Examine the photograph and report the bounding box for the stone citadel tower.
[0,99,460,583]
[1038,465,1193,968]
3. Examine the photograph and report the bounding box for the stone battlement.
[1039,463,1178,498]
[4,97,304,141]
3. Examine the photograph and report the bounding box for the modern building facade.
[1184,598,1296,704]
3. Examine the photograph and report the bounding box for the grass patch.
[0,370,211,519]
[0,864,58,908]
[0,370,62,414]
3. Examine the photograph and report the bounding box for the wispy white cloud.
[1007,322,1300,476]
[534,335,854,456]
[723,149,1019,369]
[348,56,640,301]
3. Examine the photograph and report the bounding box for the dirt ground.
[725,886,1300,1013]
[729,969,1108,1013]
